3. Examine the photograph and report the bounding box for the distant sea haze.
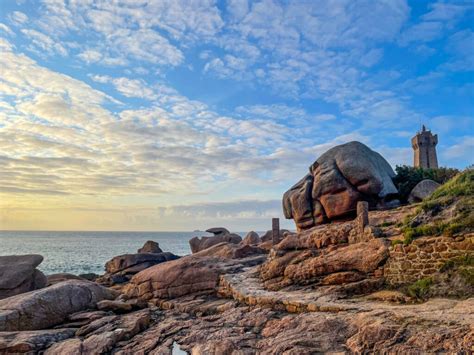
[0,231,206,275]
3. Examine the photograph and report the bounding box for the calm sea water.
[0,231,207,275]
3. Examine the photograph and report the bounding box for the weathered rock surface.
[45,309,151,355]
[283,141,399,231]
[0,328,76,354]
[47,273,84,286]
[0,255,47,300]
[408,179,441,203]
[99,252,180,286]
[260,219,388,291]
[189,233,242,253]
[242,231,260,245]
[123,254,266,301]
[0,280,116,331]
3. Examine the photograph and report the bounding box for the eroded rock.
[0,255,47,299]
[0,280,117,331]
[283,141,399,231]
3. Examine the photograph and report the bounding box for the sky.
[0,0,473,232]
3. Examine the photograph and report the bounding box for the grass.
[440,254,474,272]
[398,170,474,244]
[428,169,474,200]
[406,277,433,299]
[379,221,395,228]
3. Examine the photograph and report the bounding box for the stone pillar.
[272,218,280,245]
[357,201,369,234]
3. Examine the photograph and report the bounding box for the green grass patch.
[391,239,403,247]
[406,277,433,299]
[440,255,474,272]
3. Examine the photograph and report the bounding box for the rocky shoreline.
[1,210,472,353]
[1,143,472,353]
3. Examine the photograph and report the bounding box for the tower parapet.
[411,125,438,169]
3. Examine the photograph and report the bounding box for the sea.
[0,230,218,276]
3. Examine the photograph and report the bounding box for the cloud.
[8,11,28,25]
[21,29,68,56]
[0,23,14,36]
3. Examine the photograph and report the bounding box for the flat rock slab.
[0,280,117,331]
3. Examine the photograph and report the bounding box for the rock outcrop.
[408,179,440,203]
[283,141,399,231]
[0,280,117,331]
[137,240,162,253]
[189,228,242,253]
[99,252,179,286]
[0,255,47,300]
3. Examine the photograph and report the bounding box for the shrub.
[393,165,460,203]
[406,277,433,299]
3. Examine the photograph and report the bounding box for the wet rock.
[408,179,441,203]
[137,240,163,254]
[0,254,47,299]
[283,141,399,231]
[0,280,117,331]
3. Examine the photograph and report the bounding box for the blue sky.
[0,0,473,231]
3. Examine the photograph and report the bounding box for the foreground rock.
[0,328,76,354]
[124,252,266,301]
[408,179,440,203]
[283,141,399,231]
[45,309,151,355]
[0,255,47,300]
[0,280,116,331]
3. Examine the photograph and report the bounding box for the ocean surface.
[0,231,218,275]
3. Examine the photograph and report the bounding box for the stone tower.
[411,125,438,169]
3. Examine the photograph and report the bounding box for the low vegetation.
[406,277,433,299]
[396,170,473,244]
[392,165,460,203]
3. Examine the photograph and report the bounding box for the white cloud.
[0,23,14,36]
[8,11,28,25]
[21,29,68,56]
[78,49,102,64]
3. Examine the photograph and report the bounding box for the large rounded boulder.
[0,255,47,299]
[283,141,399,231]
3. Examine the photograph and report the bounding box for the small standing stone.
[272,218,280,245]
[357,201,369,234]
